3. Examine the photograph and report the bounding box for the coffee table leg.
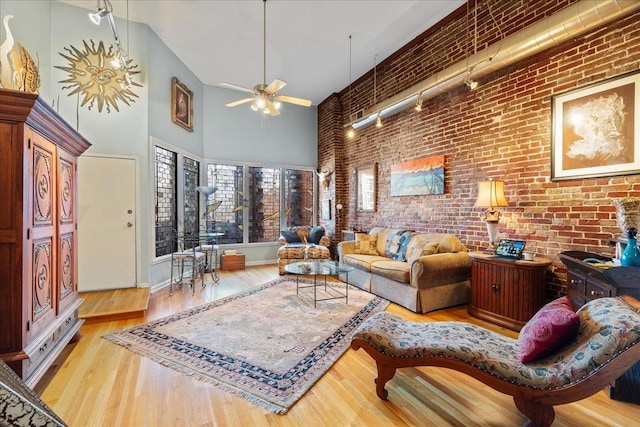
[346,272,349,304]
[314,275,317,309]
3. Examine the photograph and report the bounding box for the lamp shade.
[474,180,508,208]
[196,186,218,196]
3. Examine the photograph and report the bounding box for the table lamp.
[474,180,509,247]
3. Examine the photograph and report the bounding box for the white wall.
[204,85,317,166]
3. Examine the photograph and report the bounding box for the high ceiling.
[60,0,465,105]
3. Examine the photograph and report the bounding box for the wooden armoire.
[0,89,91,387]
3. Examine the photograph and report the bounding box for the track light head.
[89,7,109,25]
[415,98,423,112]
[465,78,478,90]
[375,115,382,128]
[347,127,355,139]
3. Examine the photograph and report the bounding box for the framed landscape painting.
[172,77,194,132]
[551,70,640,180]
[390,155,445,196]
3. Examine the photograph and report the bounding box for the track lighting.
[465,78,478,90]
[89,0,112,25]
[415,98,423,112]
[89,8,109,25]
[376,114,382,128]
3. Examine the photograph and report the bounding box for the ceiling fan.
[220,0,312,116]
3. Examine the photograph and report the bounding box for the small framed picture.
[321,199,331,220]
[172,77,193,132]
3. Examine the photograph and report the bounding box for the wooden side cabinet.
[0,89,91,387]
[468,252,551,331]
[559,250,640,405]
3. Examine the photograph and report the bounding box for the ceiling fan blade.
[265,79,287,94]
[226,97,254,107]
[275,95,312,107]
[220,82,255,94]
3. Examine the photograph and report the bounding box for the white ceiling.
[60,0,465,105]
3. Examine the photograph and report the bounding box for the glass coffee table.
[284,260,355,308]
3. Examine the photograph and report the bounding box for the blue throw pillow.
[384,232,404,259]
[395,231,415,261]
[308,226,325,244]
[281,230,301,243]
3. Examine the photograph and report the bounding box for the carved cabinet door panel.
[26,129,58,340]
[58,149,77,313]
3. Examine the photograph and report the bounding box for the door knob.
[127,222,133,227]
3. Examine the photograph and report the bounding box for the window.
[284,169,314,227]
[206,164,244,244]
[153,142,204,258]
[249,166,281,243]
[183,156,200,237]
[154,146,177,257]
[205,162,316,244]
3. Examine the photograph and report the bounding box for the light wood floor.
[39,265,638,426]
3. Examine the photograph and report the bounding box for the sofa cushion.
[405,233,466,256]
[308,226,325,244]
[371,260,411,283]
[406,242,439,264]
[518,295,580,363]
[344,254,390,272]
[281,230,301,243]
[355,233,378,255]
[278,244,330,260]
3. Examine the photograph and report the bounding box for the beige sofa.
[337,227,471,313]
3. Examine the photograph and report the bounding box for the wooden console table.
[468,252,551,332]
[559,250,640,404]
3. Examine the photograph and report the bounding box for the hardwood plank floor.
[39,265,638,426]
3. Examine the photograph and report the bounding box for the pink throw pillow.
[518,295,580,363]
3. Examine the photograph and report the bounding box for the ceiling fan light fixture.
[251,103,258,111]
[274,100,281,110]
[256,96,266,109]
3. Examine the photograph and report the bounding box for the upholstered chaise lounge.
[351,296,640,427]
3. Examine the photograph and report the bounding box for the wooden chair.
[351,296,640,427]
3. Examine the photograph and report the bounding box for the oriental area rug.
[104,277,388,414]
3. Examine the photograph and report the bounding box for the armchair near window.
[277,226,331,275]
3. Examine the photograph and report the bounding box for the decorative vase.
[620,228,640,267]
[612,197,640,236]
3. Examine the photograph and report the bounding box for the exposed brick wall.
[318,0,640,300]
[317,94,342,255]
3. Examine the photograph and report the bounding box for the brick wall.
[317,0,640,300]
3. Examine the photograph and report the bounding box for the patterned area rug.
[104,277,388,414]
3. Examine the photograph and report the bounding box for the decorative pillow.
[395,231,415,261]
[406,242,439,264]
[308,226,325,244]
[281,230,301,243]
[384,232,404,259]
[518,295,580,363]
[354,233,378,255]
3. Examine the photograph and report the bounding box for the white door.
[78,155,137,291]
